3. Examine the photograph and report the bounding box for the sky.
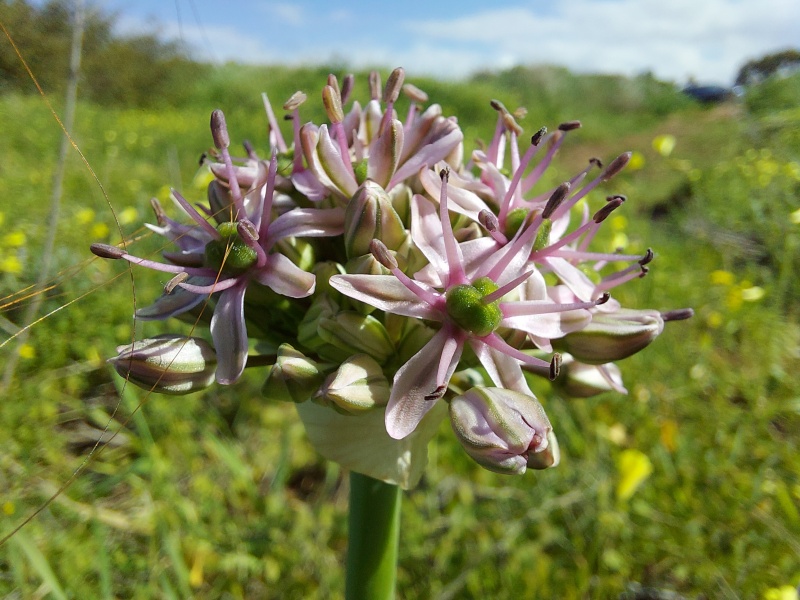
[96,0,800,85]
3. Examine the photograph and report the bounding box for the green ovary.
[204,222,258,275]
[445,277,504,337]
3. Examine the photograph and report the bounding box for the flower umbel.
[95,69,692,483]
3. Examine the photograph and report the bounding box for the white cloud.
[402,0,800,83]
[112,0,800,84]
[269,3,306,26]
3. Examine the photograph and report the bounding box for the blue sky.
[96,0,799,84]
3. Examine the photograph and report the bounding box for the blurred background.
[1,0,799,598]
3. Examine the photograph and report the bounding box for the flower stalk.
[346,472,401,600]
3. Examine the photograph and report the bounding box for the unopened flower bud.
[262,344,324,404]
[344,181,407,259]
[368,120,404,188]
[298,296,353,363]
[318,311,395,365]
[449,387,553,475]
[556,354,625,397]
[110,335,216,395]
[555,308,664,364]
[314,354,390,414]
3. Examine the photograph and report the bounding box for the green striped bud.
[262,344,324,404]
[110,335,216,395]
[554,308,664,365]
[317,311,395,365]
[314,354,390,414]
[343,180,407,259]
[449,386,553,475]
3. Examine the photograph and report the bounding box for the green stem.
[345,472,401,600]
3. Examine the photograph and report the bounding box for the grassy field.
[0,64,799,599]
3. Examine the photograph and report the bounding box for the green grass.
[1,65,799,599]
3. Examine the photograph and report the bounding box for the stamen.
[639,248,654,265]
[262,92,288,153]
[111,249,211,276]
[283,91,307,111]
[592,263,648,297]
[383,67,405,104]
[549,353,562,380]
[481,211,542,281]
[661,308,695,321]
[178,277,240,294]
[242,140,257,161]
[322,85,344,123]
[547,249,644,263]
[548,172,607,221]
[368,71,381,100]
[164,272,189,294]
[531,126,547,146]
[601,152,632,181]
[259,154,279,242]
[210,109,230,150]
[502,112,523,136]
[592,196,625,223]
[379,67,405,136]
[402,83,428,103]
[424,384,448,402]
[499,131,546,225]
[482,270,535,304]
[150,198,167,226]
[521,130,566,194]
[210,110,245,220]
[326,74,340,99]
[479,209,500,232]
[500,294,610,318]
[479,210,508,245]
[237,219,268,267]
[558,120,582,131]
[481,333,552,371]
[542,182,571,219]
[439,168,467,286]
[90,243,125,259]
[171,190,222,240]
[341,74,355,104]
[370,239,443,309]
[369,239,398,270]
[486,100,508,166]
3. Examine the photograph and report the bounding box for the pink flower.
[92,110,344,384]
[330,169,607,439]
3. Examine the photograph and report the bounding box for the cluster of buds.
[92,68,692,487]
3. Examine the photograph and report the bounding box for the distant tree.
[0,0,205,107]
[735,49,800,86]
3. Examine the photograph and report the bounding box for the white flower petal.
[211,282,248,384]
[253,254,315,298]
[329,274,442,320]
[386,326,463,439]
